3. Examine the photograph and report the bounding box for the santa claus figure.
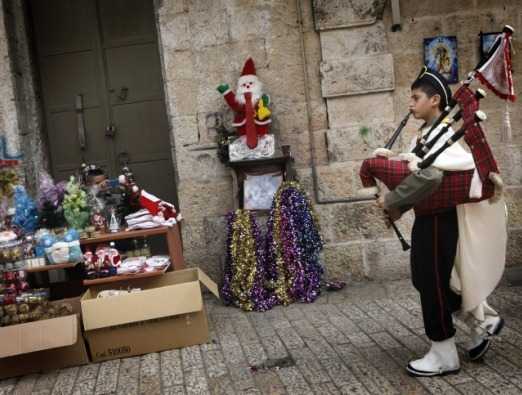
[217,57,272,150]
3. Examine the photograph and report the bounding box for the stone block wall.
[154,0,522,282]
[0,3,23,181]
[310,0,522,280]
[0,0,520,283]
[2,0,49,194]
[154,0,324,281]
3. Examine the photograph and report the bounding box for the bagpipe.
[360,25,515,250]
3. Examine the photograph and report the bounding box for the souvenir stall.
[0,164,184,298]
[0,154,200,377]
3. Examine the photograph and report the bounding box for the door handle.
[75,94,86,150]
[117,152,130,166]
[105,123,117,138]
[118,86,129,101]
[108,87,129,101]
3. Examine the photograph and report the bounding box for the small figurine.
[91,208,107,233]
[217,57,275,161]
[109,208,120,233]
[83,248,96,278]
[117,166,141,217]
[108,242,121,275]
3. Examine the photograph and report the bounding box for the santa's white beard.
[236,84,262,105]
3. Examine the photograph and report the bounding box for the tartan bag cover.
[359,157,494,216]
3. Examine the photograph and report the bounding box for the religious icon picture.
[479,31,502,63]
[243,172,283,210]
[424,36,459,83]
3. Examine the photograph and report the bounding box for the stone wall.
[154,0,522,283]
[0,2,24,182]
[154,0,324,281]
[314,0,522,278]
[2,0,49,194]
[0,0,520,283]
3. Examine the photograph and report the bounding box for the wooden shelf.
[24,263,78,273]
[82,266,168,286]
[80,226,170,245]
[79,223,185,277]
[227,155,289,168]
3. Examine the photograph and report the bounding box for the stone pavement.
[2,269,522,395]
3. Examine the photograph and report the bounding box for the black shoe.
[406,363,461,377]
[487,317,505,336]
[468,316,504,361]
[468,338,491,361]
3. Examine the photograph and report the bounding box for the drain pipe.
[296,0,374,205]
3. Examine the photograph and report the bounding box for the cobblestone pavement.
[2,271,522,395]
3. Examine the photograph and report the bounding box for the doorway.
[28,0,177,204]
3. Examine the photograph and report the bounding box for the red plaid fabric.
[358,85,500,216]
[360,157,409,190]
[359,157,494,216]
[454,85,500,181]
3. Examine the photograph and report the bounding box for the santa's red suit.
[221,90,271,141]
[219,57,271,149]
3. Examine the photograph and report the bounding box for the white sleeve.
[427,126,475,171]
[408,136,418,152]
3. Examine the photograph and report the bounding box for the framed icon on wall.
[424,35,459,84]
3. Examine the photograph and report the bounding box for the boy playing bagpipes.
[358,26,515,376]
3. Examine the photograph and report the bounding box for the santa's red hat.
[241,57,256,77]
[139,189,181,221]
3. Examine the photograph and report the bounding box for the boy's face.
[409,88,441,121]
[87,174,108,191]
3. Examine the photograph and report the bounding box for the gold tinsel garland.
[229,210,258,311]
[0,169,18,199]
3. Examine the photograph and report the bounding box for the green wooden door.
[30,0,177,204]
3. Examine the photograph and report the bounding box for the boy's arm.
[383,167,444,213]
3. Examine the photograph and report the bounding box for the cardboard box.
[0,315,77,358]
[81,268,219,362]
[0,298,89,379]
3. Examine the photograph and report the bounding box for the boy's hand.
[386,207,402,222]
[373,148,395,158]
[376,194,402,227]
[488,172,504,203]
[381,207,402,228]
[376,194,386,209]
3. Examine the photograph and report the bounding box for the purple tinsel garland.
[222,182,323,311]
[273,186,323,303]
[249,213,278,311]
[220,211,236,305]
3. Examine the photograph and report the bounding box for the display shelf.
[23,263,77,273]
[79,224,185,271]
[82,266,168,286]
[80,226,171,245]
